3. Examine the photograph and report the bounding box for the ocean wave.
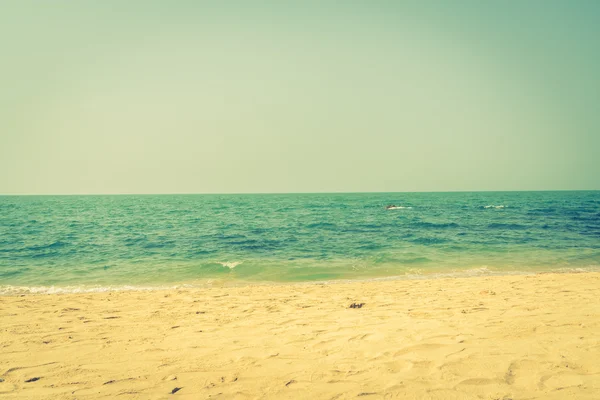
[292,266,600,285]
[2,266,599,295]
[527,208,556,214]
[239,241,283,251]
[305,222,338,229]
[407,266,494,278]
[411,221,459,229]
[0,268,29,278]
[374,256,432,265]
[374,266,598,280]
[0,284,181,296]
[487,223,527,230]
[484,205,506,209]
[218,261,243,269]
[26,241,68,251]
[410,237,448,245]
[553,266,600,274]
[142,240,176,249]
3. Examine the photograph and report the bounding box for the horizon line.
[1,189,599,196]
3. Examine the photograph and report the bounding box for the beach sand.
[1,272,599,399]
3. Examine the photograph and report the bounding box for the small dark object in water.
[25,377,41,383]
[171,387,182,394]
[349,303,365,309]
[385,204,396,210]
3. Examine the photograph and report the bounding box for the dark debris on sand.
[349,303,365,309]
[25,377,41,383]
[171,387,182,394]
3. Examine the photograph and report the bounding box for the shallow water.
[1,191,599,293]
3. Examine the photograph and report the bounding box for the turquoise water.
[1,192,599,293]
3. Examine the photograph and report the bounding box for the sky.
[1,1,599,194]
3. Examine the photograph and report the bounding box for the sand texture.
[1,272,600,399]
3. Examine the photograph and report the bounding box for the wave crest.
[218,261,243,269]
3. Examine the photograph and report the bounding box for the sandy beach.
[1,272,599,399]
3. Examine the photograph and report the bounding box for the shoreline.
[2,271,600,398]
[1,266,599,296]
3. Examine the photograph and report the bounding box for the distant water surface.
[1,192,599,294]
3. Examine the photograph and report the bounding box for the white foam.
[218,261,243,269]
[484,205,506,209]
[0,284,180,296]
[386,206,412,210]
[3,266,598,296]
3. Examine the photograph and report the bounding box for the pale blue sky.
[1,1,599,194]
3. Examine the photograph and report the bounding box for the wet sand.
[1,272,600,399]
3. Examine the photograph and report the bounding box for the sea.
[1,191,599,294]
